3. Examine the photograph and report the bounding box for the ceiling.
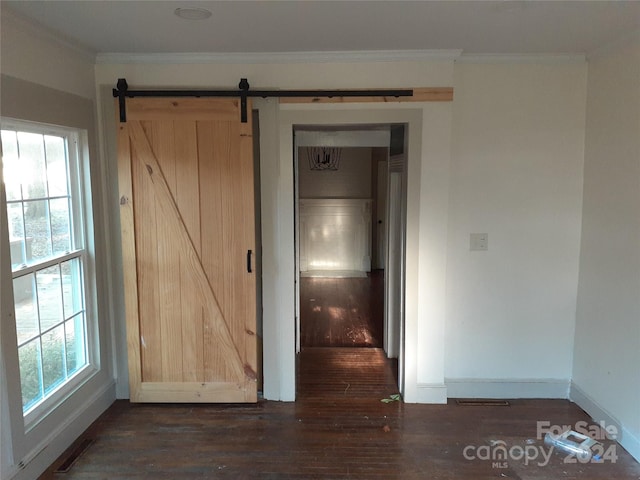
[3,1,640,56]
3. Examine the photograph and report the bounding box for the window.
[1,120,94,421]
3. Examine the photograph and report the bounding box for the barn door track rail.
[113,78,414,123]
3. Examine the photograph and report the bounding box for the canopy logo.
[463,440,554,468]
[463,421,618,469]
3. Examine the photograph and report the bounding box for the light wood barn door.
[117,98,257,403]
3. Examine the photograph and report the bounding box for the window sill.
[24,364,99,432]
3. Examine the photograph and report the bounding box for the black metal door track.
[112,78,413,123]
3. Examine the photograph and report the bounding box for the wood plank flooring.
[39,274,640,478]
[40,347,640,479]
[297,348,398,400]
[300,271,384,348]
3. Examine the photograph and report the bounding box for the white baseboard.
[10,380,115,480]
[446,378,570,399]
[570,381,640,463]
[413,383,448,404]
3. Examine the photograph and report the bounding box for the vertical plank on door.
[116,121,143,399]
[175,120,204,382]
[134,121,161,382]
[197,120,227,382]
[211,120,236,383]
[239,113,257,389]
[152,120,184,382]
[221,120,239,382]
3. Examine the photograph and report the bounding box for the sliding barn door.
[117,98,257,402]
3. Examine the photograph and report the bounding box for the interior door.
[117,97,257,403]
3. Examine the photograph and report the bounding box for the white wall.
[1,9,115,480]
[571,32,640,461]
[0,8,96,99]
[446,62,587,398]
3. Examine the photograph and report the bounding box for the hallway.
[298,270,397,401]
[299,271,384,348]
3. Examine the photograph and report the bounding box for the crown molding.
[456,53,586,65]
[1,6,97,63]
[96,49,463,65]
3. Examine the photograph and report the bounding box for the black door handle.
[247,250,253,273]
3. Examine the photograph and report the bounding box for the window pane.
[65,314,86,376]
[17,131,48,200]
[1,130,21,201]
[41,326,65,395]
[19,339,43,411]
[44,135,68,197]
[14,273,39,345]
[7,202,26,267]
[62,258,83,318]
[3,123,92,418]
[50,198,71,255]
[24,199,52,261]
[36,265,63,332]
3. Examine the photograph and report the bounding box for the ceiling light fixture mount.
[174,7,212,20]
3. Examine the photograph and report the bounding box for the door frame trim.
[262,105,424,401]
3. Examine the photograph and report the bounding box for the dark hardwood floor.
[38,273,640,478]
[297,347,398,400]
[40,346,640,479]
[300,271,384,348]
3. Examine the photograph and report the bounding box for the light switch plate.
[470,233,488,251]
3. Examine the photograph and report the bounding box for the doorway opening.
[293,125,407,400]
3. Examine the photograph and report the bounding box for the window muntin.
[1,123,91,417]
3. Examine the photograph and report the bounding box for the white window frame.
[0,118,99,430]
